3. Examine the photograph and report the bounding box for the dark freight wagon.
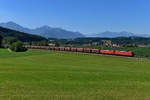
[54,47,60,51]
[91,49,100,54]
[65,47,71,51]
[83,48,91,53]
[50,47,55,50]
[71,48,77,52]
[59,47,65,51]
[77,48,84,52]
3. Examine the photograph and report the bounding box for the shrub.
[9,41,27,52]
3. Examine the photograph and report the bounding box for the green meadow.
[0,49,150,100]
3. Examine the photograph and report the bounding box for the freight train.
[25,46,134,57]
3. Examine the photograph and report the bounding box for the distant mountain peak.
[88,31,150,38]
[0,21,18,27]
[94,31,134,38]
[4,21,22,28]
[38,25,51,29]
[6,21,17,24]
[0,21,84,39]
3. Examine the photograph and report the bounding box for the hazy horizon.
[0,0,150,34]
[0,21,149,35]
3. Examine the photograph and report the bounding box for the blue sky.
[0,0,150,34]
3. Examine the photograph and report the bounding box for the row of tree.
[0,36,49,52]
[49,37,150,47]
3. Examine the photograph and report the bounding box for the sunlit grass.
[0,49,150,100]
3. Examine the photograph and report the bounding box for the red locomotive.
[100,50,115,55]
[115,51,134,57]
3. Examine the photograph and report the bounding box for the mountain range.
[86,31,150,38]
[0,21,150,38]
[0,22,84,39]
[87,31,134,38]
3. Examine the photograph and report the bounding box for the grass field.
[0,49,150,100]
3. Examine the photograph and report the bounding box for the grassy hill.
[0,49,150,100]
[0,27,47,42]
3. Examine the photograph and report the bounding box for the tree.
[9,41,27,52]
[38,40,48,46]
[0,35,3,48]
[55,42,60,47]
[2,37,18,48]
[31,41,38,46]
